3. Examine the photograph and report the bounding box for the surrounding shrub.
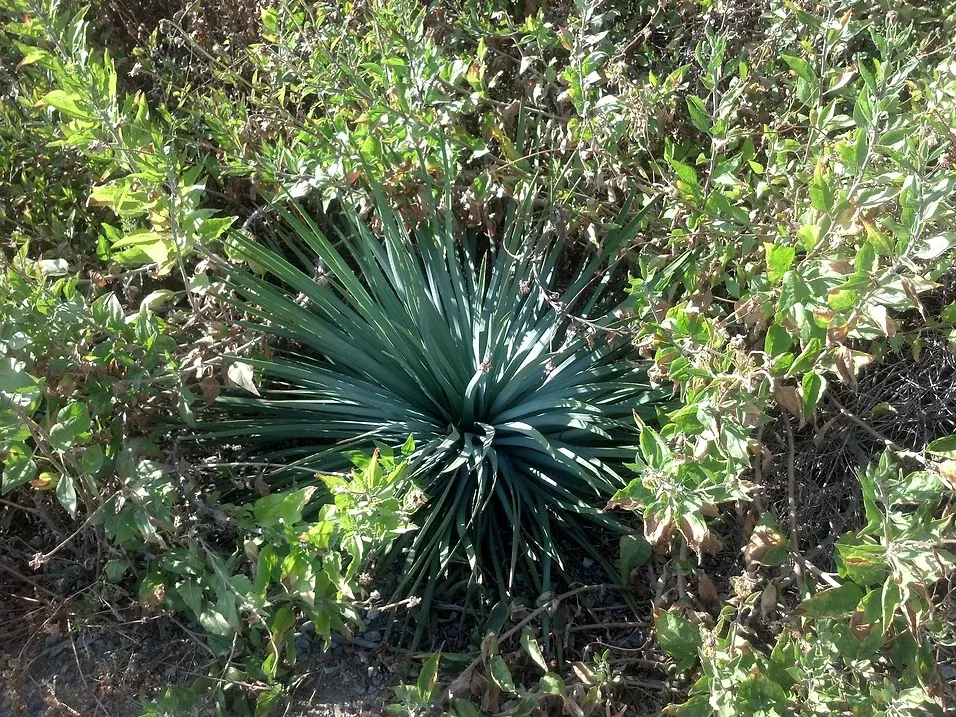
[2,0,956,715]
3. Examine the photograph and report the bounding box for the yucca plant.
[204,187,661,607]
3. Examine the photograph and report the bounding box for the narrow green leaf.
[520,626,548,671]
[417,651,441,700]
[489,654,515,692]
[686,96,710,133]
[801,372,826,418]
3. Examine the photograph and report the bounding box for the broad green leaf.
[104,559,129,583]
[254,690,281,717]
[176,580,205,618]
[0,358,42,410]
[737,673,788,715]
[668,159,699,187]
[665,695,711,717]
[787,338,823,376]
[253,487,317,528]
[778,271,812,312]
[620,534,651,582]
[41,90,92,120]
[797,582,863,619]
[270,605,296,636]
[81,444,105,475]
[781,54,815,84]
[451,699,483,717]
[639,425,670,467]
[539,673,566,696]
[915,233,956,261]
[764,323,793,358]
[50,402,91,451]
[834,538,886,586]
[56,474,77,517]
[927,435,956,459]
[889,470,946,504]
[654,609,701,669]
[2,446,37,494]
[112,231,172,266]
[764,243,795,285]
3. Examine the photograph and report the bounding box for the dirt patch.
[759,335,956,570]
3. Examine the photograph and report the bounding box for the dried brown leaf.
[698,573,719,604]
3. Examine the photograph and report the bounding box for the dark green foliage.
[205,191,662,598]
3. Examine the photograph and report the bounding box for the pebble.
[295,633,312,655]
[363,630,381,644]
[301,620,316,635]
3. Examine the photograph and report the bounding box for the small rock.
[44,635,59,648]
[301,620,315,635]
[363,630,382,644]
[295,633,312,655]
